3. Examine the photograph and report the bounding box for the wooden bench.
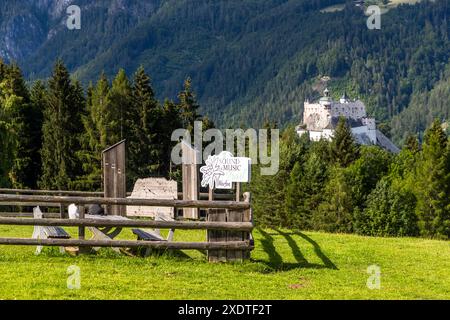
[132,228,166,241]
[132,213,176,256]
[32,206,71,255]
[42,226,70,239]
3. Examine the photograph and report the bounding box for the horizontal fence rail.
[0,189,234,200]
[0,202,61,207]
[0,189,105,197]
[0,217,253,231]
[0,212,61,218]
[0,190,254,262]
[0,238,252,250]
[0,194,250,210]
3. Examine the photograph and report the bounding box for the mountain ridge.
[0,0,448,145]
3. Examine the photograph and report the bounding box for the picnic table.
[32,206,176,255]
[32,206,71,255]
[84,214,129,253]
[80,213,176,255]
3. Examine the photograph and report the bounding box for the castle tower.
[319,88,332,110]
[340,91,349,104]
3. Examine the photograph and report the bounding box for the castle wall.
[304,100,368,129]
[351,126,377,144]
[361,117,376,130]
[308,129,334,141]
[300,90,398,152]
[330,101,366,119]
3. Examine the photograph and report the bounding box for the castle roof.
[319,88,332,104]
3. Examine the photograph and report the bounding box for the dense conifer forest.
[251,119,450,239]
[1,59,449,239]
[0,0,448,144]
[0,60,210,191]
[0,1,449,239]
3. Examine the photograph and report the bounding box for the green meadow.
[0,226,448,299]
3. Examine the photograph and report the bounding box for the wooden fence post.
[181,141,200,219]
[243,192,252,260]
[77,205,89,254]
[78,205,85,240]
[59,192,67,219]
[207,188,227,262]
[226,209,243,262]
[208,190,252,262]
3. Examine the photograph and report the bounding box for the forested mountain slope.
[0,0,448,144]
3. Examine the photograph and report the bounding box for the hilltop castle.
[296,89,399,153]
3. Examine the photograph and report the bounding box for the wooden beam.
[0,194,250,210]
[243,192,253,260]
[78,205,85,240]
[0,189,233,200]
[0,189,105,197]
[0,212,60,218]
[0,217,254,231]
[187,192,234,200]
[0,238,253,250]
[0,202,60,207]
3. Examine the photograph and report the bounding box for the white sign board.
[200,151,251,189]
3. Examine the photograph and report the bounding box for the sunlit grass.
[0,225,448,299]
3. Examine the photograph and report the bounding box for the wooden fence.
[0,188,234,218]
[0,191,253,262]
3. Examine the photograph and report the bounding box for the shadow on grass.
[252,228,338,272]
[293,230,338,270]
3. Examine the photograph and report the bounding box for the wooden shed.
[102,140,126,216]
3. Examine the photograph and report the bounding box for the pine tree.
[252,127,300,227]
[330,116,359,167]
[345,146,391,209]
[0,59,6,186]
[109,69,132,141]
[361,177,418,237]
[0,64,25,187]
[313,167,354,233]
[161,99,182,177]
[415,119,450,238]
[178,77,201,132]
[285,161,307,228]
[77,73,113,190]
[252,165,289,227]
[22,80,45,188]
[405,134,420,153]
[201,115,215,131]
[127,66,162,184]
[0,63,41,188]
[39,60,84,190]
[0,59,6,81]
[285,150,328,230]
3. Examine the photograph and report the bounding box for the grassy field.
[0,225,449,299]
